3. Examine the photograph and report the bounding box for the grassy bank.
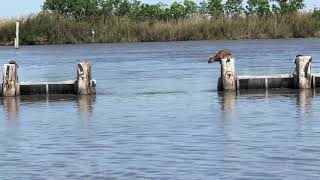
[0,13,320,45]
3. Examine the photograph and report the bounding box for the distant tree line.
[42,0,307,20]
[1,0,319,45]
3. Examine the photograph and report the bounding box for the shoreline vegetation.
[0,0,320,45]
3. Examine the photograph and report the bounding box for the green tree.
[170,2,186,18]
[312,8,320,19]
[160,6,172,20]
[73,0,99,16]
[43,0,99,17]
[271,0,305,14]
[98,0,114,16]
[225,0,243,16]
[207,0,224,17]
[158,3,171,20]
[43,0,72,15]
[198,0,209,14]
[246,0,270,16]
[129,0,142,18]
[184,0,198,16]
[115,0,132,16]
[140,3,164,19]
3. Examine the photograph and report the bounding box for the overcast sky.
[0,0,319,17]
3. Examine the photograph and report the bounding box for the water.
[0,39,320,179]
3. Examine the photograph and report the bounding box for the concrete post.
[220,58,236,91]
[294,56,312,89]
[77,62,96,95]
[2,64,19,97]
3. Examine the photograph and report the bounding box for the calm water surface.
[0,39,320,179]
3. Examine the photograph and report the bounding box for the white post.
[15,21,19,49]
[91,29,95,41]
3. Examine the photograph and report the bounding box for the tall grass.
[0,12,319,45]
[0,18,12,26]
[0,18,15,45]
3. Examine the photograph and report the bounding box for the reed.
[0,12,319,45]
[0,18,13,27]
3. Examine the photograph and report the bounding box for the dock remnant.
[216,55,315,91]
[2,64,19,97]
[0,61,96,96]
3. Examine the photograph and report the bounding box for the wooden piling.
[294,56,312,89]
[220,58,236,91]
[15,21,19,49]
[2,64,19,97]
[76,62,96,95]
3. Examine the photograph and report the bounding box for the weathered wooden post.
[76,62,96,95]
[15,21,19,49]
[219,58,237,91]
[294,56,312,89]
[2,63,20,97]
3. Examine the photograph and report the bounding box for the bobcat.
[208,49,232,63]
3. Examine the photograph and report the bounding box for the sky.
[0,0,319,17]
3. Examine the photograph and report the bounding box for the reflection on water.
[219,89,316,114]
[1,95,96,121]
[137,90,188,95]
[219,89,320,179]
[2,97,19,121]
[1,40,320,179]
[77,95,96,113]
[218,91,237,142]
[218,91,237,139]
[77,95,96,120]
[297,89,314,113]
[218,91,237,112]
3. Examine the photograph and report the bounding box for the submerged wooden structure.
[217,56,318,91]
[1,62,96,96]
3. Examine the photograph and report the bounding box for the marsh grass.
[0,18,13,26]
[0,12,319,45]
